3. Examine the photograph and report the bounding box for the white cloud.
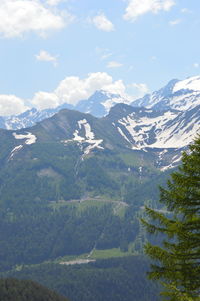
[32,92,60,110]
[0,73,149,115]
[128,83,149,99]
[31,72,128,110]
[169,19,181,26]
[90,14,114,32]
[35,50,58,66]
[124,0,175,21]
[103,80,126,95]
[46,0,63,6]
[193,63,199,68]
[0,0,74,38]
[0,95,28,116]
[107,61,123,68]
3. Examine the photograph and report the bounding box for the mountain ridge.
[0,90,130,130]
[1,75,200,130]
[4,100,200,174]
[132,75,200,111]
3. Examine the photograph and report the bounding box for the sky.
[0,0,200,115]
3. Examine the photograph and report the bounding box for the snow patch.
[13,132,37,145]
[117,110,200,150]
[160,153,182,172]
[103,96,129,113]
[73,130,85,142]
[10,132,37,160]
[173,76,200,93]
[62,119,104,155]
[117,127,130,143]
[9,145,23,160]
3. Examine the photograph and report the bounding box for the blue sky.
[0,0,200,115]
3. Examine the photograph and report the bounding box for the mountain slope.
[0,278,69,301]
[3,102,200,174]
[0,102,199,210]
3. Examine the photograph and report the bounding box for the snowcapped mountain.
[1,104,73,130]
[108,103,200,149]
[0,90,130,130]
[5,101,199,172]
[3,108,53,130]
[132,75,200,111]
[2,75,200,131]
[1,75,200,170]
[0,100,198,213]
[76,90,131,117]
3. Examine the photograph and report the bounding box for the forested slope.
[0,278,69,301]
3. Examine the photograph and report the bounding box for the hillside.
[0,278,69,301]
[3,257,160,301]
[0,106,182,207]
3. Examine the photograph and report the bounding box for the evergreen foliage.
[142,136,200,300]
[0,278,69,301]
[0,203,138,271]
[5,257,160,301]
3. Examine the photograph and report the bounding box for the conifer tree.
[142,136,200,300]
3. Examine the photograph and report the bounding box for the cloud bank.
[33,72,126,110]
[0,73,149,115]
[0,0,74,38]
[124,0,175,21]
[0,95,29,116]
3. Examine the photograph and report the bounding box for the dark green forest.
[5,257,160,301]
[0,278,69,301]
[0,202,140,271]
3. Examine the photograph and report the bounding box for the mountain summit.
[0,75,200,131]
[76,90,131,117]
[131,75,200,111]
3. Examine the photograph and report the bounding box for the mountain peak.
[131,75,200,112]
[75,90,131,117]
[173,75,200,93]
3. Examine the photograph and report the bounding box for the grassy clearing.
[49,198,120,212]
[55,248,133,263]
[119,153,141,167]
[1,248,135,276]
[54,253,89,264]
[90,248,133,259]
[75,199,110,212]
